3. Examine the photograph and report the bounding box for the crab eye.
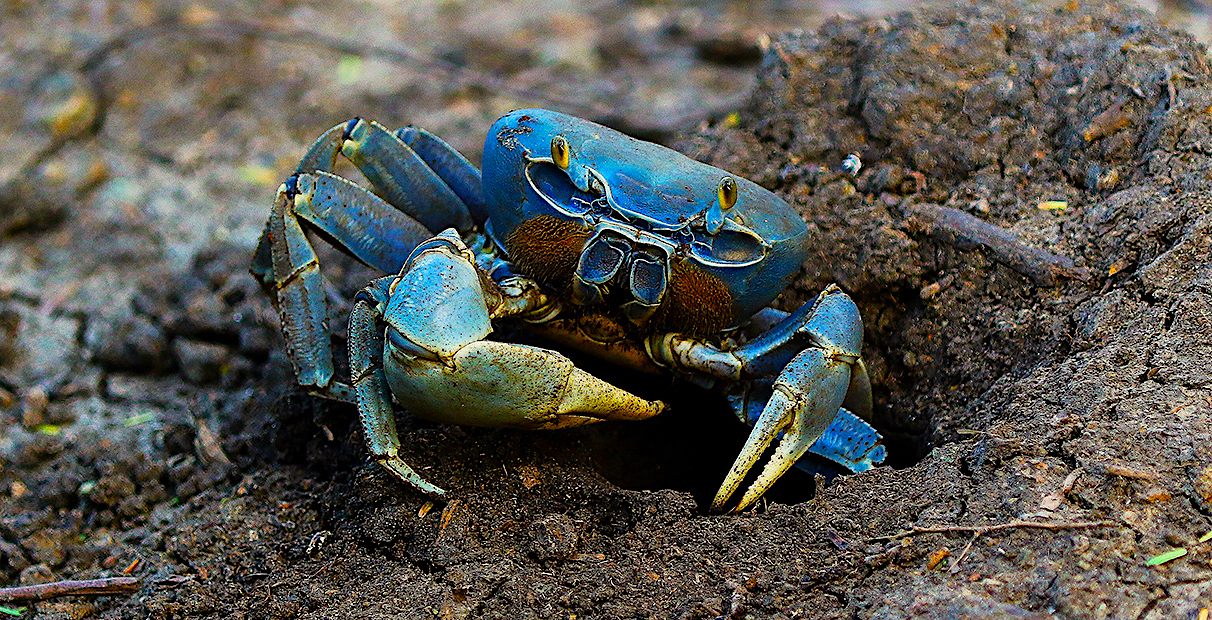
[551,136,570,169]
[717,176,738,211]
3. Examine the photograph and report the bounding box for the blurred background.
[3,0,1207,299]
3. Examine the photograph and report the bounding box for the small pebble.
[18,562,57,586]
[172,338,231,384]
[529,513,580,562]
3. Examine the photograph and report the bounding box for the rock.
[17,563,56,586]
[181,289,238,339]
[528,513,580,563]
[362,506,409,546]
[0,540,32,574]
[161,421,196,456]
[19,530,65,568]
[0,303,80,389]
[89,473,137,507]
[1195,464,1212,505]
[171,338,230,384]
[86,315,170,373]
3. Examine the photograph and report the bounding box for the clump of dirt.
[679,0,1212,471]
[2,0,1211,619]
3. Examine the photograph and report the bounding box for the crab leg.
[251,118,487,400]
[354,230,665,496]
[285,118,483,232]
[348,281,446,496]
[251,172,436,400]
[251,118,483,289]
[393,126,488,225]
[648,285,883,512]
[339,119,475,233]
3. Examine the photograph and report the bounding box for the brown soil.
[2,1,1210,619]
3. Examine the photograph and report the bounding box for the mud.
[2,0,1211,618]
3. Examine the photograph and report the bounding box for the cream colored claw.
[383,338,665,431]
[711,347,853,513]
[353,230,664,495]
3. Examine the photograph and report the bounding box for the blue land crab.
[252,109,884,512]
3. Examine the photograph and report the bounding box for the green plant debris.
[124,412,157,427]
[237,165,277,186]
[337,55,363,85]
[0,606,25,617]
[1145,547,1188,566]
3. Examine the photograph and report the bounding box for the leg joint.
[274,258,320,291]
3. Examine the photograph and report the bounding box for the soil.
[2,0,1211,619]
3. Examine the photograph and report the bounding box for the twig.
[75,16,613,123]
[72,15,737,143]
[907,203,1092,287]
[0,577,139,603]
[1098,462,1158,481]
[871,519,1119,572]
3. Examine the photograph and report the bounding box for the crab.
[252,109,885,513]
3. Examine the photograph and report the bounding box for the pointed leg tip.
[378,457,447,498]
[709,494,730,514]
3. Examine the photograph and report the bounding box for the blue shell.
[481,109,811,326]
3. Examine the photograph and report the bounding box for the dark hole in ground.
[584,381,936,511]
[583,384,819,511]
[856,286,938,470]
[560,341,931,512]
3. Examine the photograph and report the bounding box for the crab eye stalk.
[705,176,739,235]
[551,136,570,169]
[718,176,738,211]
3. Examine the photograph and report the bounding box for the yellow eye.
[718,176,738,211]
[551,136,570,169]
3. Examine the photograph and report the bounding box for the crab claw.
[711,348,852,512]
[353,229,665,496]
[386,338,666,430]
[712,287,883,513]
[382,231,665,430]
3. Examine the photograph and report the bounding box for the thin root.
[0,577,139,603]
[870,519,1119,572]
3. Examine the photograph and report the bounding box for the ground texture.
[1,0,1211,618]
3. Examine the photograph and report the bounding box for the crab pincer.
[711,286,884,512]
[350,231,665,495]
